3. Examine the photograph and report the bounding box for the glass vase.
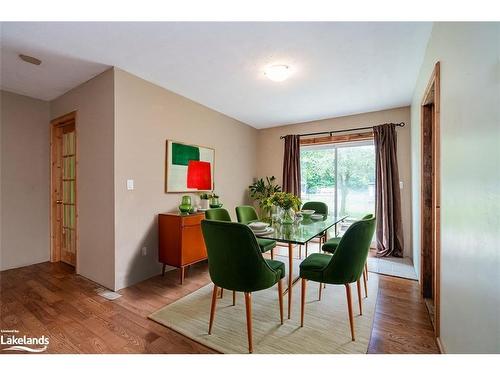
[278,207,295,225]
[179,195,192,214]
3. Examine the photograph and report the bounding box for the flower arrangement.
[266,192,301,224]
[268,192,301,211]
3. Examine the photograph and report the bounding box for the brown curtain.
[282,135,301,196]
[374,123,404,257]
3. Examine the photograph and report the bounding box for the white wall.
[411,22,500,353]
[50,69,116,290]
[113,68,258,290]
[1,90,50,270]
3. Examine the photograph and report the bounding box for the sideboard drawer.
[181,213,204,227]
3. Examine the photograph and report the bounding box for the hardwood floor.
[0,261,439,354]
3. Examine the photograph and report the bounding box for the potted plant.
[268,192,302,225]
[209,193,222,208]
[199,193,211,210]
[248,176,281,221]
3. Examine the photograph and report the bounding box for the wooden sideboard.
[158,212,207,284]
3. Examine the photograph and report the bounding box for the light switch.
[399,181,404,190]
[127,179,134,190]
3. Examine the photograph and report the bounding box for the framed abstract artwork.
[165,140,215,193]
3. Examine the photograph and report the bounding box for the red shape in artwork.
[187,160,212,190]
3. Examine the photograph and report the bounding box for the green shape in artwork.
[172,143,200,166]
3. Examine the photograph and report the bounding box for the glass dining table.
[256,215,347,319]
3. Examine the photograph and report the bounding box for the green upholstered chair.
[201,220,285,353]
[322,214,374,297]
[299,215,376,341]
[235,205,259,224]
[322,214,374,253]
[205,208,232,221]
[301,201,329,258]
[235,205,277,259]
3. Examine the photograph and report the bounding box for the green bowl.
[209,203,223,209]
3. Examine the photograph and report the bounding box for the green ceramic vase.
[179,195,192,214]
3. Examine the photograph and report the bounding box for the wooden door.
[51,112,77,267]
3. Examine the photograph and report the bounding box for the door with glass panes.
[300,140,375,236]
[51,113,77,266]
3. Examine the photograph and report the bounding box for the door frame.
[420,62,441,341]
[50,111,78,270]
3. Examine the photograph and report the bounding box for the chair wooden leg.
[300,278,307,327]
[299,245,302,259]
[232,290,236,306]
[363,268,368,298]
[305,242,308,258]
[277,278,284,325]
[244,292,253,353]
[271,248,274,260]
[318,282,323,301]
[365,262,369,280]
[356,279,363,315]
[345,283,355,341]
[219,288,224,299]
[208,284,218,334]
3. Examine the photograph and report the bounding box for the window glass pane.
[300,146,335,214]
[337,144,375,219]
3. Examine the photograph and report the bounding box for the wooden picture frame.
[165,140,215,193]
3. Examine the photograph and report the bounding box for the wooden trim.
[50,111,78,270]
[434,62,441,339]
[420,61,441,339]
[436,336,445,354]
[300,131,373,146]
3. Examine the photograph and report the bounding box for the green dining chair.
[205,208,232,221]
[201,220,285,353]
[235,205,259,224]
[301,201,329,258]
[235,205,277,259]
[322,213,374,297]
[299,215,376,341]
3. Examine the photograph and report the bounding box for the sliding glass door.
[300,140,375,234]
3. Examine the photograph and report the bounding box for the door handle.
[56,200,63,204]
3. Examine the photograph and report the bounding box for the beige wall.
[1,90,50,270]
[257,107,412,257]
[114,68,258,290]
[50,69,115,290]
[410,22,500,353]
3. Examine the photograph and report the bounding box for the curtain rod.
[279,122,405,139]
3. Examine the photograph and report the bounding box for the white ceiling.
[0,22,432,128]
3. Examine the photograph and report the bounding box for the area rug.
[149,256,379,354]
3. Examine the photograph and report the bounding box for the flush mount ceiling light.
[19,54,42,65]
[264,64,292,82]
